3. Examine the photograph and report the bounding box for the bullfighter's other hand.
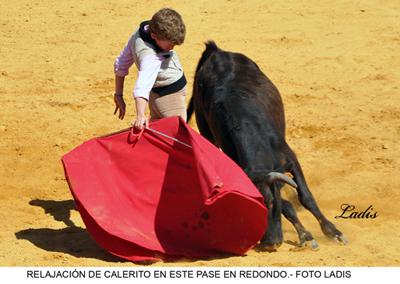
[114,93,126,120]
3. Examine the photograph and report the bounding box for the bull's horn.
[266,172,297,189]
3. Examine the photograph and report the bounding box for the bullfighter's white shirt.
[113,25,184,100]
[114,39,164,100]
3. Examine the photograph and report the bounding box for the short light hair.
[149,8,186,45]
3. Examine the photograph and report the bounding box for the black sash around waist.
[151,74,187,97]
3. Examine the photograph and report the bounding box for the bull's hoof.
[334,234,349,245]
[289,239,319,251]
[321,221,348,245]
[303,239,319,251]
[255,243,281,252]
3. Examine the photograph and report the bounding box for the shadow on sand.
[15,199,125,263]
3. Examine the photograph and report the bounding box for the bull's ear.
[266,172,297,189]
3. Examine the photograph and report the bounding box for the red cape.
[62,117,267,261]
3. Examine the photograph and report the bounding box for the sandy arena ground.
[1,0,399,266]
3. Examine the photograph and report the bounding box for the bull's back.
[198,50,286,137]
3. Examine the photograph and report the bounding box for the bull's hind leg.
[282,199,319,250]
[285,148,348,245]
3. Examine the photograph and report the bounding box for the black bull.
[187,41,347,250]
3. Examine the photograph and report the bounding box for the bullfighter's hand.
[133,114,148,130]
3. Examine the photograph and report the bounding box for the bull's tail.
[195,41,219,73]
[186,96,194,123]
[187,41,220,123]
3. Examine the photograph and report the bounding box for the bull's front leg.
[247,170,296,251]
[285,147,348,245]
[281,199,319,250]
[259,183,283,251]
